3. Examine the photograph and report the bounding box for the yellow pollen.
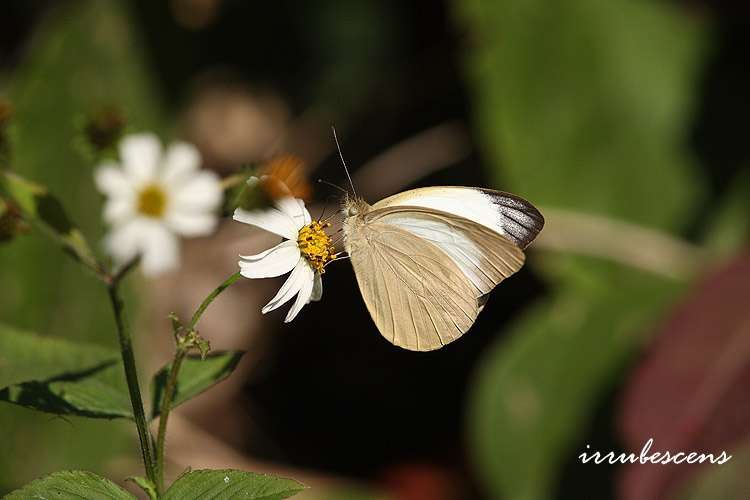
[297,221,336,273]
[137,184,167,218]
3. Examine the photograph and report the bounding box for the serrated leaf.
[48,362,131,418]
[5,470,135,499]
[0,323,132,419]
[151,351,243,419]
[163,469,304,500]
[0,0,164,485]
[0,323,115,390]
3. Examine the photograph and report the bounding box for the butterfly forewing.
[347,220,478,351]
[371,186,544,249]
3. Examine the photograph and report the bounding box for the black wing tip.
[477,187,545,247]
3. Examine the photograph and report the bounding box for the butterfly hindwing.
[346,220,478,351]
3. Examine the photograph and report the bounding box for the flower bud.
[0,198,29,243]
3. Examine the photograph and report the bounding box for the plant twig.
[188,271,242,330]
[107,281,157,486]
[155,347,186,495]
[154,271,242,493]
[534,207,709,280]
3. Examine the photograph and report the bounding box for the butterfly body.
[342,187,543,351]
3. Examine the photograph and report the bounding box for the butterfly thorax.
[341,196,372,254]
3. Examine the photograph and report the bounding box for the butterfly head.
[342,194,370,220]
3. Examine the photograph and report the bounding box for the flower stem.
[154,271,242,493]
[188,271,242,330]
[155,347,186,495]
[107,282,157,486]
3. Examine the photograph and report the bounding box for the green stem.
[107,283,157,486]
[188,271,242,330]
[154,271,242,493]
[155,347,186,495]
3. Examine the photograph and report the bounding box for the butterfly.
[341,185,544,351]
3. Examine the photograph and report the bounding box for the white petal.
[285,261,314,322]
[261,258,307,314]
[94,164,133,198]
[171,171,222,212]
[161,142,201,186]
[299,199,312,225]
[103,197,135,225]
[233,207,298,239]
[104,219,145,264]
[239,240,300,278]
[120,133,162,184]
[140,223,180,276]
[164,210,218,237]
[310,272,323,302]
[275,197,307,228]
[239,239,295,260]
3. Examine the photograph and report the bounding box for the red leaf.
[618,251,750,500]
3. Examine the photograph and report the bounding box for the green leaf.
[0,323,114,390]
[458,0,707,235]
[675,438,750,500]
[0,0,164,486]
[469,276,683,500]
[5,470,135,499]
[1,362,132,419]
[457,1,709,498]
[0,323,132,419]
[1,171,99,271]
[702,169,750,256]
[163,469,305,500]
[151,351,244,419]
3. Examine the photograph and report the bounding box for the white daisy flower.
[234,191,336,322]
[94,133,222,276]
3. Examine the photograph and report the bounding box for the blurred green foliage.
[460,0,706,233]
[457,0,710,498]
[0,0,163,491]
[676,439,750,500]
[702,169,750,255]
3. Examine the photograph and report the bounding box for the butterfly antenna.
[317,178,347,195]
[331,126,357,197]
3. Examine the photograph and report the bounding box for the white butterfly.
[342,185,544,351]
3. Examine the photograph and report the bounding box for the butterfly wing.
[370,186,542,298]
[347,220,479,351]
[345,186,543,351]
[371,186,544,249]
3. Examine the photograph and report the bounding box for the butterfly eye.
[348,206,359,216]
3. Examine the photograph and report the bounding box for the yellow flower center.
[297,221,336,273]
[137,184,167,218]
